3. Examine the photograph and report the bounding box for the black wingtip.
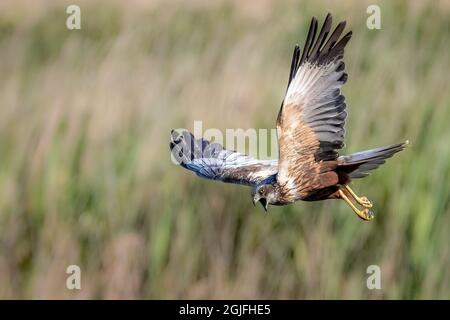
[302,14,351,66]
[170,129,181,142]
[299,16,319,65]
[286,44,301,89]
[324,13,332,26]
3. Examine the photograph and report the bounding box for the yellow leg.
[338,189,374,221]
[344,185,373,208]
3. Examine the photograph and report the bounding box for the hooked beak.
[253,195,268,212]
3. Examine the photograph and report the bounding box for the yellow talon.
[344,185,373,208]
[338,189,374,221]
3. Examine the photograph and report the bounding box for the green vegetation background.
[0,0,449,299]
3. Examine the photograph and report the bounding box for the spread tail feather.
[337,141,409,179]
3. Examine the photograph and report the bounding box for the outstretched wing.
[170,130,278,186]
[276,13,351,187]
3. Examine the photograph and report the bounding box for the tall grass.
[0,0,449,299]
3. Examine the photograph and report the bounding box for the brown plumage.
[170,13,408,221]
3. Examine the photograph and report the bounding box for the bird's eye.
[259,187,265,194]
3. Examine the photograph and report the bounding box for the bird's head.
[252,184,277,212]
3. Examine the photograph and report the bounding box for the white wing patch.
[285,62,344,111]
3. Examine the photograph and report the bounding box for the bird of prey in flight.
[170,13,408,221]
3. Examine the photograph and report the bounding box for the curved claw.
[359,196,373,208]
[338,189,375,221]
[344,186,373,208]
[362,208,375,221]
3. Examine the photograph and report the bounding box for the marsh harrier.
[170,13,408,220]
